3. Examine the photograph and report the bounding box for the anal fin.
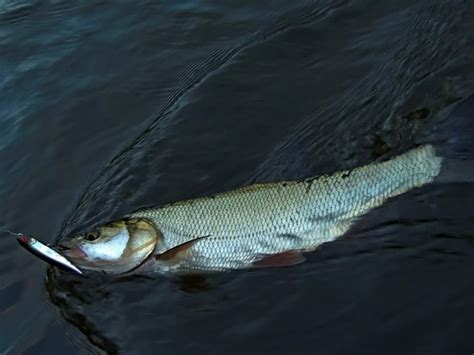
[252,250,306,268]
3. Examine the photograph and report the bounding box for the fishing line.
[0,229,24,237]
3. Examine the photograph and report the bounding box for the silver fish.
[60,145,443,275]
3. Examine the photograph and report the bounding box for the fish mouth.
[56,240,87,260]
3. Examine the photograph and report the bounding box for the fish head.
[58,219,159,274]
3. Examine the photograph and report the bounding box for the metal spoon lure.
[1,230,83,275]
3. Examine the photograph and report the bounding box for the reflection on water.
[0,0,473,353]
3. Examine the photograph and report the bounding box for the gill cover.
[60,219,159,274]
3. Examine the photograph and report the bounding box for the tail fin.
[417,95,474,184]
[435,158,474,184]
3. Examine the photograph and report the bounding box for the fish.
[59,144,443,276]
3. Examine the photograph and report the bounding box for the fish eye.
[85,232,99,241]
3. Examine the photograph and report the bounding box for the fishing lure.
[1,230,82,275]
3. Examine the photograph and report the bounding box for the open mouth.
[56,240,88,260]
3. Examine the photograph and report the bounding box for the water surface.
[1,0,473,354]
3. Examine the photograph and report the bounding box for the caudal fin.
[417,95,474,184]
[435,158,474,184]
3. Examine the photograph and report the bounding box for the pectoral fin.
[156,236,209,263]
[252,250,306,268]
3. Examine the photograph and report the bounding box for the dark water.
[1,0,474,354]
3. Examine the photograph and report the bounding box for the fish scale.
[130,145,443,273]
